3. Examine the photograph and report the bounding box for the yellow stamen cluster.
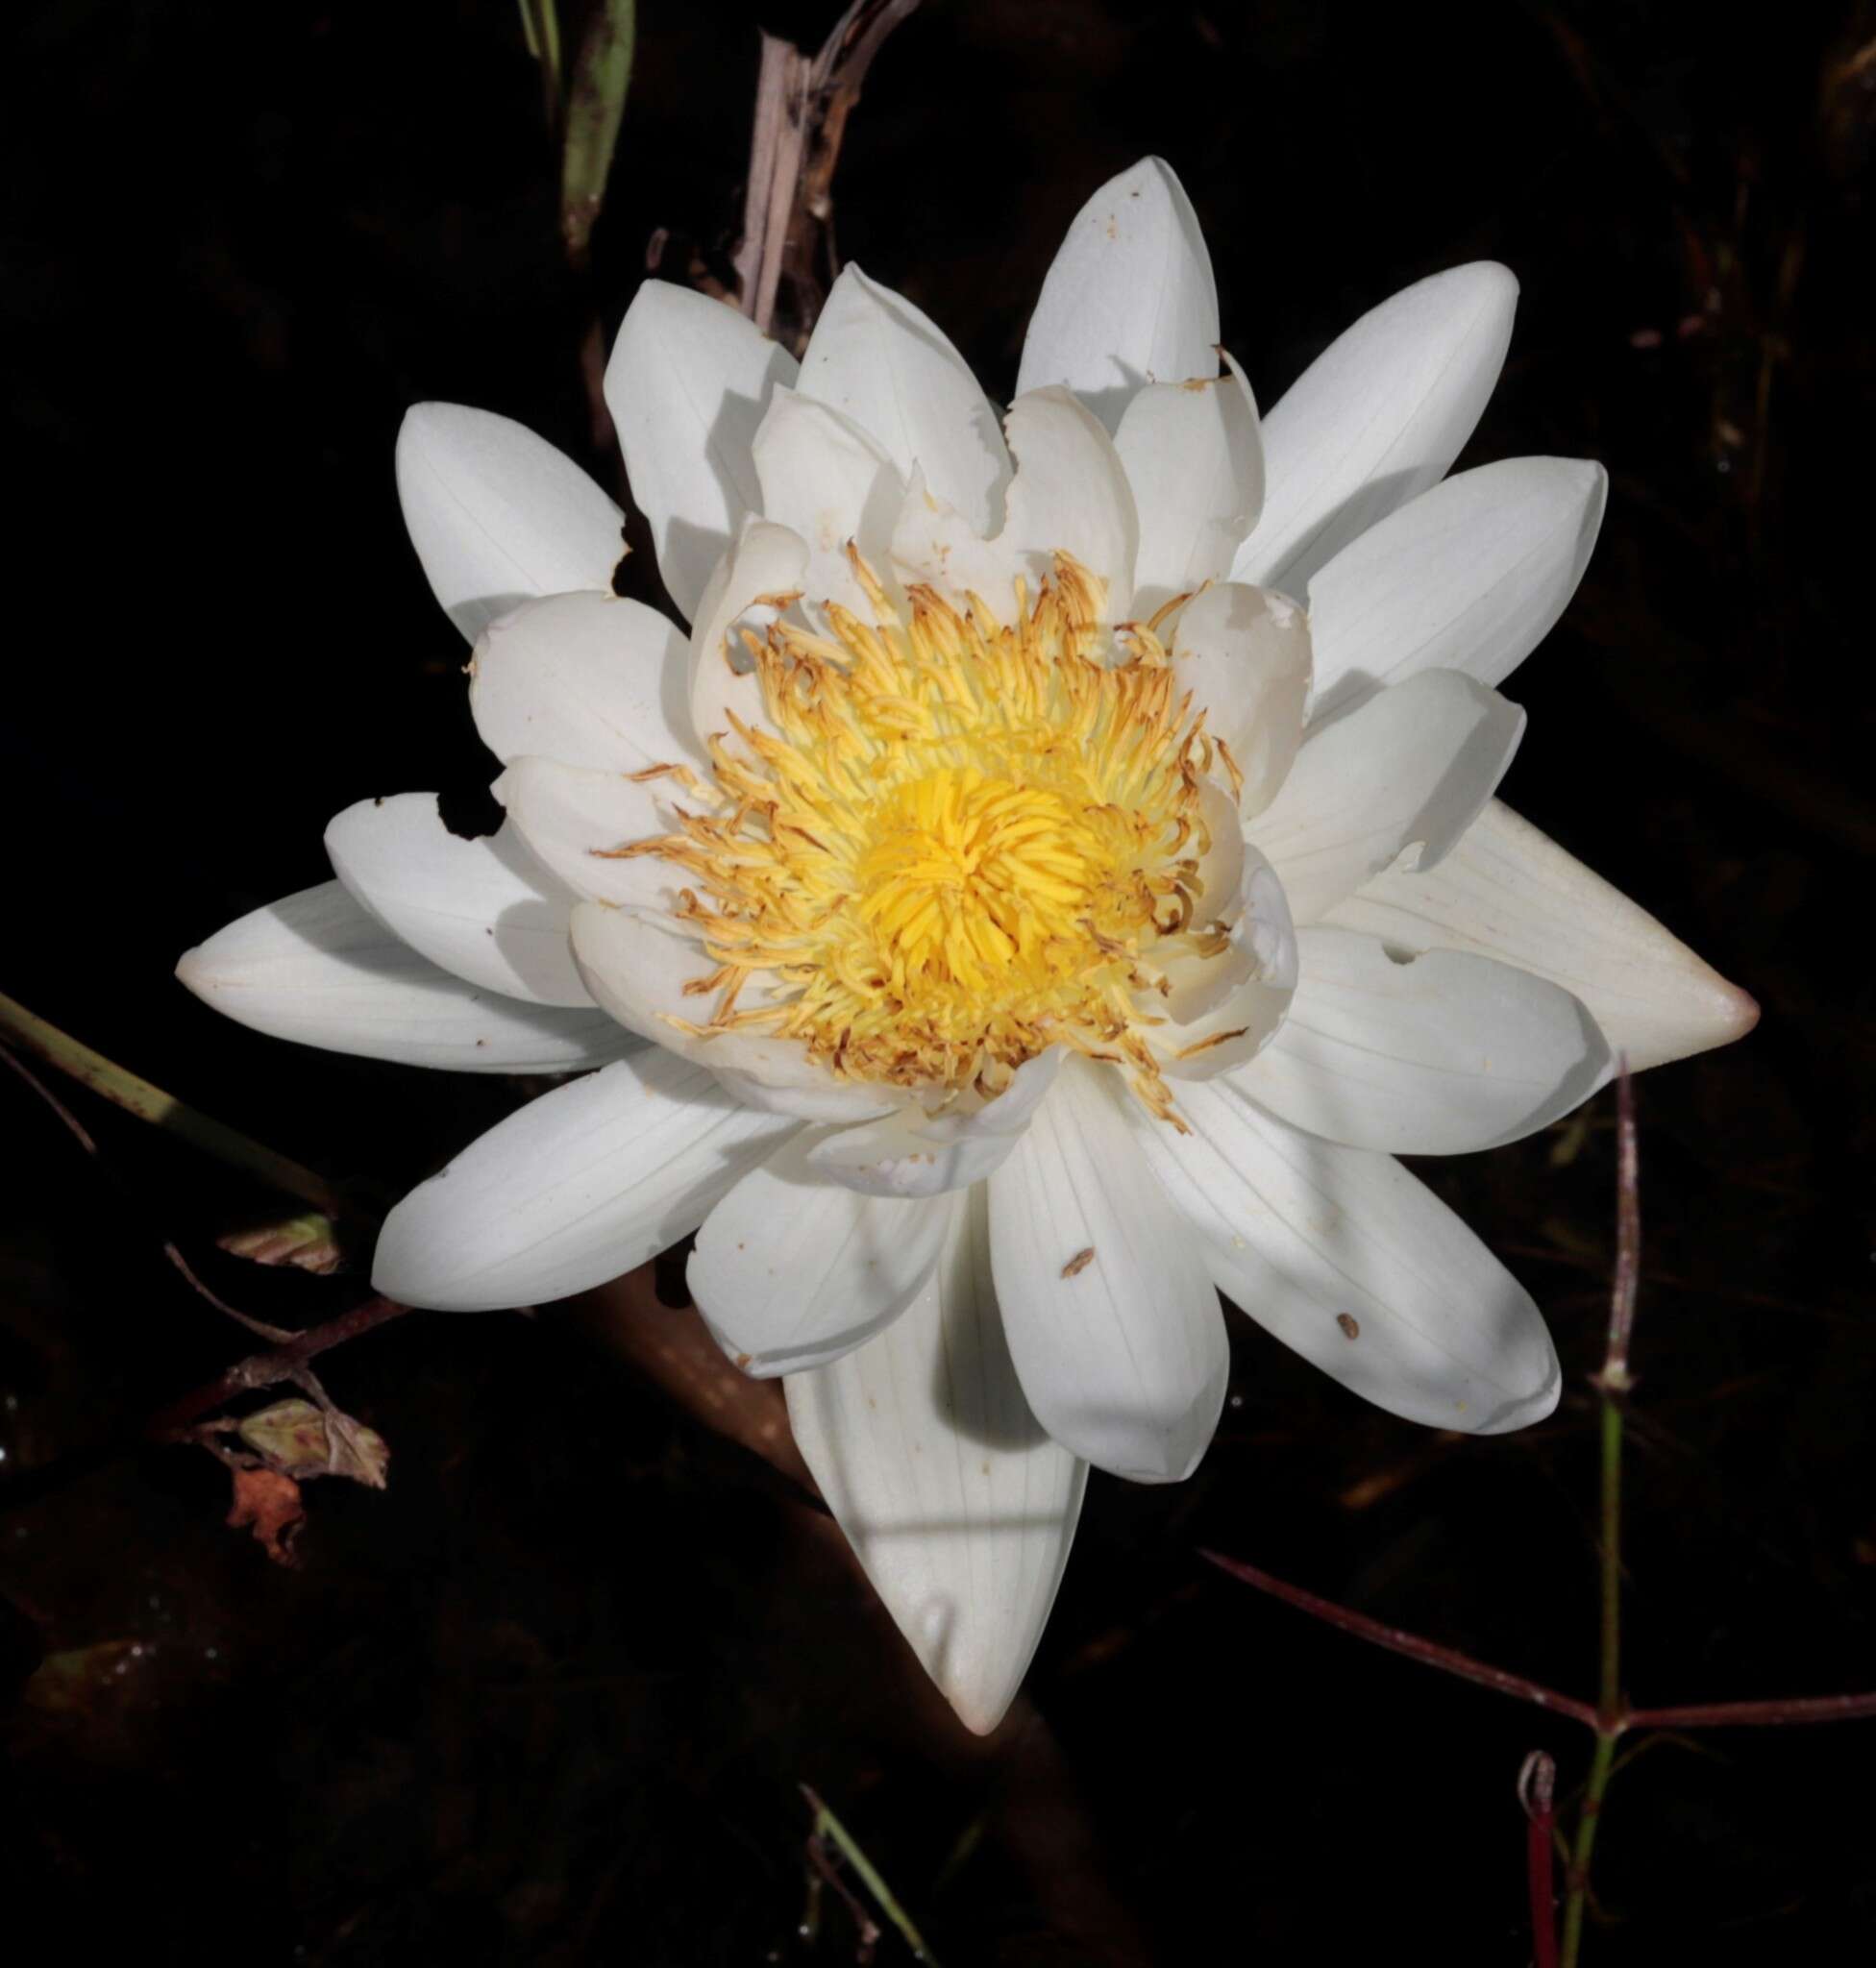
[620,552,1232,1116]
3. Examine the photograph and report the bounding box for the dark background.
[4,2,1874,1960]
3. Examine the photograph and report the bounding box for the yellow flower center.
[622,552,1240,1116]
[856,771,1114,994]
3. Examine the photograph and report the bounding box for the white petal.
[395,404,626,643]
[1323,799,1759,1071]
[806,1050,1063,1198]
[998,388,1138,614]
[752,388,902,618]
[324,795,587,1007]
[799,267,1009,537]
[1152,848,1297,1081]
[605,281,798,622]
[1233,926,1611,1153]
[177,882,636,1073]
[989,1061,1227,1483]
[568,902,894,1120]
[1016,157,1221,429]
[1127,1078,1559,1433]
[1170,582,1312,818]
[470,590,699,772]
[689,1134,952,1374]
[688,519,808,744]
[1308,456,1609,720]
[892,390,1139,624]
[1234,263,1518,595]
[497,755,690,911]
[1113,352,1264,612]
[1254,670,1525,924]
[785,1190,1086,1734]
[1158,779,1247,1023]
[372,1048,796,1311]
[889,465,1027,612]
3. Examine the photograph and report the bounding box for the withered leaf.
[226,1465,305,1565]
[236,1397,390,1488]
[217,1212,341,1274]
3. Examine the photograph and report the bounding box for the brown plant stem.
[731,0,924,350]
[147,1296,413,1439]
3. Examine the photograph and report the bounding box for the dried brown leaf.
[226,1465,306,1565]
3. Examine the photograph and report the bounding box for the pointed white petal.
[470,590,699,772]
[1308,456,1608,719]
[371,1048,796,1311]
[1127,1078,1559,1433]
[806,1050,1062,1198]
[176,882,636,1072]
[785,1190,1087,1734]
[1016,157,1221,429]
[568,902,894,1120]
[688,518,808,744]
[799,267,1009,537]
[605,281,798,622]
[1234,926,1611,1153]
[752,387,902,618]
[324,795,587,1007]
[1322,799,1759,1071]
[989,1061,1227,1483]
[496,756,691,911]
[1113,352,1264,612]
[892,390,1139,624]
[1234,263,1518,595]
[1170,582,1312,818]
[1254,670,1525,923]
[689,1134,951,1375]
[395,404,626,643]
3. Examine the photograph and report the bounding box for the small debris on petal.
[1061,1246,1097,1279]
[1336,1314,1360,1341]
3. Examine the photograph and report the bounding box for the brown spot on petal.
[1337,1314,1360,1341]
[1061,1246,1097,1279]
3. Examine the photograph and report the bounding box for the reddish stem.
[1197,1549,1600,1729]
[148,1295,413,1437]
[1519,1752,1560,1968]
[1629,1691,1876,1730]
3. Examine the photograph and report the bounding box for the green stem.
[1560,1390,1627,1964]
[1562,1070,1641,1966]
[559,0,636,268]
[1596,1391,1625,1726]
[802,1784,943,1965]
[517,0,564,133]
[0,991,353,1221]
[1560,1728,1618,1966]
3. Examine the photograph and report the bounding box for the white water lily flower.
[177,158,1756,1734]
